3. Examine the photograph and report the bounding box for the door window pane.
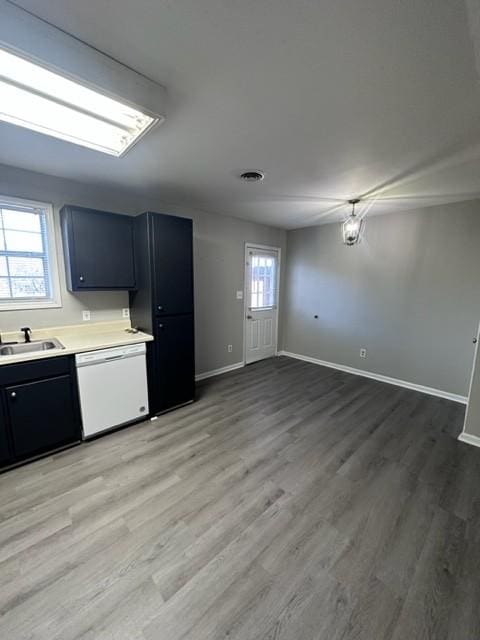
[250,253,277,309]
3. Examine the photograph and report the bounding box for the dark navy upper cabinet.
[151,214,193,316]
[60,205,136,291]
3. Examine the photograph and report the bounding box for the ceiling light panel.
[0,47,159,156]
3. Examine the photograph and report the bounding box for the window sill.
[0,299,62,312]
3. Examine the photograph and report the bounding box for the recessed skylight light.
[0,47,160,156]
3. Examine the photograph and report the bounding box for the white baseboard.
[195,361,244,381]
[457,432,480,448]
[277,350,467,404]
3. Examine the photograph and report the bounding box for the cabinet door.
[0,397,11,466]
[6,375,80,459]
[63,206,136,290]
[152,315,195,412]
[151,214,193,315]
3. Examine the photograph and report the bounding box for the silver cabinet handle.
[11,392,16,398]
[79,275,85,282]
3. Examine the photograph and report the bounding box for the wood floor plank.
[0,356,476,640]
[390,508,466,640]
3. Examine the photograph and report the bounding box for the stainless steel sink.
[0,338,65,356]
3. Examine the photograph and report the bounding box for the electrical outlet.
[122,308,130,319]
[360,348,367,358]
[236,290,243,300]
[227,344,233,352]
[82,310,91,321]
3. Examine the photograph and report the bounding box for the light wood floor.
[0,356,479,639]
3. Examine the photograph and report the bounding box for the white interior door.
[245,245,280,364]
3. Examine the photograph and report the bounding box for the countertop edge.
[0,332,154,367]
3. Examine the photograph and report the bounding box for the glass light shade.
[342,214,363,245]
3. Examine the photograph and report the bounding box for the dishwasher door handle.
[103,354,125,361]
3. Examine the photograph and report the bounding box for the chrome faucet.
[21,327,32,343]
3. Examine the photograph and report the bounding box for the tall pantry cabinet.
[129,212,195,414]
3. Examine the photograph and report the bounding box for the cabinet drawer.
[0,356,70,386]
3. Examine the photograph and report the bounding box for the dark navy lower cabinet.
[6,375,80,460]
[152,314,195,413]
[0,356,82,470]
[0,398,11,465]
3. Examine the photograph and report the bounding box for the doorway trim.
[458,320,480,447]
[243,242,281,365]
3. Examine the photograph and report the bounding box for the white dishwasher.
[76,343,149,438]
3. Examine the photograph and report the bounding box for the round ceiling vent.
[239,170,265,182]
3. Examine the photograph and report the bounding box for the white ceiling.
[2,0,480,228]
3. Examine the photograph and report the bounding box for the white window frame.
[0,195,62,311]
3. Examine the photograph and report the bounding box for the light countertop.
[0,320,153,366]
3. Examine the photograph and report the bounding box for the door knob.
[474,338,478,344]
[246,315,252,319]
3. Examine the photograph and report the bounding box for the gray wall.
[0,164,285,375]
[281,200,480,397]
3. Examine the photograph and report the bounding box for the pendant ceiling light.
[342,198,364,246]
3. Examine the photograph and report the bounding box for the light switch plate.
[236,290,243,299]
[82,310,91,321]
